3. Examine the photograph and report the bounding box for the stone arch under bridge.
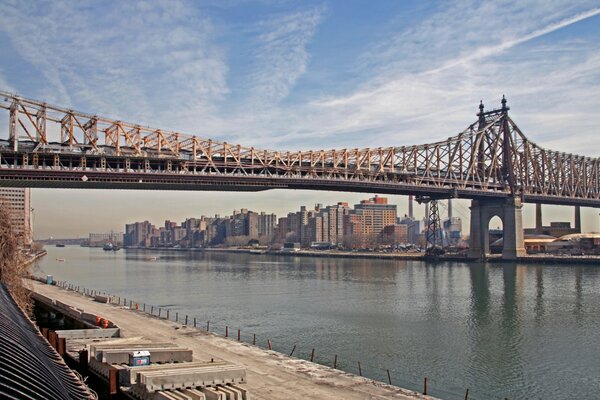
[468,197,526,260]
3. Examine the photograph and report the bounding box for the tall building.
[0,188,32,244]
[344,196,397,247]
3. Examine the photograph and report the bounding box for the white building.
[0,188,32,244]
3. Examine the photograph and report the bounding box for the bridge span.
[1,90,598,259]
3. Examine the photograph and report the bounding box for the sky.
[0,0,599,238]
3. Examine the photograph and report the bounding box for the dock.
[30,279,436,400]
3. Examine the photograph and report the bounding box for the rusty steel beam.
[1,90,600,206]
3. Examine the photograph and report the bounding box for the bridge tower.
[468,98,526,260]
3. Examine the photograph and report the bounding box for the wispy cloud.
[246,6,325,107]
[0,0,228,134]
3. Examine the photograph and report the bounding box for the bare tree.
[0,205,32,314]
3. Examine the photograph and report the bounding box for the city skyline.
[2,1,599,238]
[32,190,595,239]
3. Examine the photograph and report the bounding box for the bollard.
[387,369,392,385]
[194,317,197,328]
[225,326,229,337]
[423,377,428,395]
[185,315,188,325]
[158,308,162,318]
[465,388,469,400]
[207,321,210,331]
[333,354,337,369]
[237,329,241,341]
[268,340,272,350]
[310,348,315,362]
[253,333,256,345]
[167,310,170,320]
[358,361,362,376]
[151,306,154,315]
[176,312,178,322]
[289,345,296,357]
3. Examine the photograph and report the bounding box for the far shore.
[51,245,600,265]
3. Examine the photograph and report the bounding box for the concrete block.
[227,385,247,400]
[56,328,120,340]
[101,348,193,365]
[183,389,206,400]
[137,365,246,393]
[94,295,112,303]
[90,342,177,357]
[121,361,228,385]
[200,388,225,400]
[216,386,238,400]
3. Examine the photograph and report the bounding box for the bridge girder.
[1,90,599,207]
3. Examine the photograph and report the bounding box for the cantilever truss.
[1,90,599,205]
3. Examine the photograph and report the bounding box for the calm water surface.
[36,246,600,400]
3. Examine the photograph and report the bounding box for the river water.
[36,246,600,399]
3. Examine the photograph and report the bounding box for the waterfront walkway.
[30,280,435,400]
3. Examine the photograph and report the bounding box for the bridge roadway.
[30,280,435,400]
[2,164,600,208]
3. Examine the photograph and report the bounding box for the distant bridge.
[1,90,597,258]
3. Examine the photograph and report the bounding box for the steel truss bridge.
[1,90,599,208]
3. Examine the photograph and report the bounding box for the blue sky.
[1,0,599,237]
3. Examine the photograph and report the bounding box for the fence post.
[423,377,428,395]
[358,361,362,376]
[185,315,188,325]
[465,388,469,400]
[194,317,197,327]
[387,369,392,385]
[253,334,256,345]
[237,329,241,341]
[333,355,337,369]
[167,310,170,320]
[225,326,228,337]
[207,321,210,331]
[290,345,296,357]
[268,340,272,350]
[176,312,178,322]
[310,348,315,362]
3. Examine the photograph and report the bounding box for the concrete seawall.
[30,279,438,400]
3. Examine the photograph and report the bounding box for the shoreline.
[86,245,600,265]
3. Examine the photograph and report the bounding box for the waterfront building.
[398,216,423,245]
[344,196,397,248]
[0,187,32,244]
[524,221,579,238]
[124,221,154,247]
[88,232,124,247]
[257,212,277,238]
[382,224,408,245]
[443,217,462,244]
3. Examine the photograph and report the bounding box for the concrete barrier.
[136,364,246,393]
[90,342,178,357]
[55,328,120,340]
[94,294,112,303]
[100,348,193,365]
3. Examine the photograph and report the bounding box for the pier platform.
[30,280,435,400]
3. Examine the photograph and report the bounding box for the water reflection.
[36,247,600,400]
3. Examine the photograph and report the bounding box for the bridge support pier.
[469,197,525,260]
